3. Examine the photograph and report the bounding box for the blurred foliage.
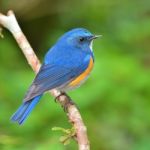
[0,0,150,150]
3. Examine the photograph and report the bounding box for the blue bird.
[11,28,100,125]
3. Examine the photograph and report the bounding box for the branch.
[0,10,90,150]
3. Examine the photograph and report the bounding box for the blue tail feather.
[11,95,42,125]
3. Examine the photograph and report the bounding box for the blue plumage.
[11,95,42,124]
[11,28,100,125]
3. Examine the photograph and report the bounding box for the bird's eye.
[79,37,84,42]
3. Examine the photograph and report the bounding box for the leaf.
[52,126,76,145]
[59,135,71,145]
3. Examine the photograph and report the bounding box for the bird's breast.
[69,57,94,87]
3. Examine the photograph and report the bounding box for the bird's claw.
[54,92,77,112]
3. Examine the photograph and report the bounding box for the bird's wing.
[23,62,88,102]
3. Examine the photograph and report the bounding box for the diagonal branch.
[0,10,90,150]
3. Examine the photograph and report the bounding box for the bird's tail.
[11,95,42,125]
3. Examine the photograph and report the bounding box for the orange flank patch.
[69,57,94,87]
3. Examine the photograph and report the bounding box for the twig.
[0,10,90,150]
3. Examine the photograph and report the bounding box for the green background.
[0,0,150,149]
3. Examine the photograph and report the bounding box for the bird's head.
[57,28,101,51]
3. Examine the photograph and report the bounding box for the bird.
[11,28,100,125]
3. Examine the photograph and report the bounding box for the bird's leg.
[55,92,72,103]
[55,92,76,112]
[54,92,66,102]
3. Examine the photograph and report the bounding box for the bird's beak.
[89,35,102,40]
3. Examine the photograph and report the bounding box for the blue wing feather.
[23,58,90,102]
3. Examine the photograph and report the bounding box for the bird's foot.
[54,92,76,112]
